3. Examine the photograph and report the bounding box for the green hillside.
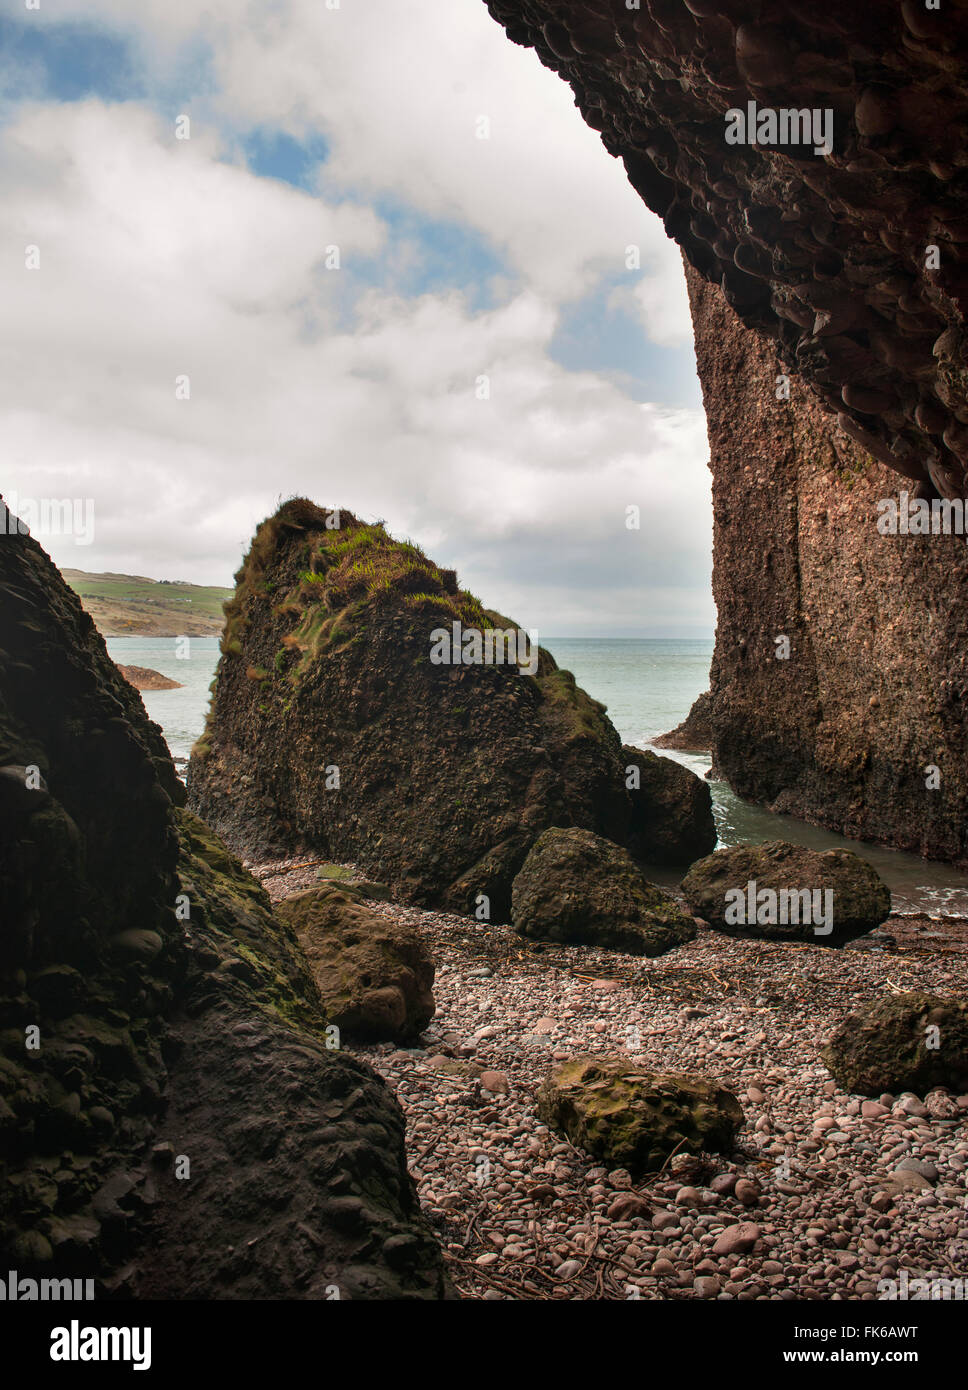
[62,569,233,637]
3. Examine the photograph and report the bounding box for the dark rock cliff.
[685,264,968,863]
[0,508,450,1299]
[188,502,644,919]
[485,1,968,499]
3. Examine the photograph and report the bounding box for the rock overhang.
[485,0,968,499]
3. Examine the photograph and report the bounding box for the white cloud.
[611,263,696,349]
[38,0,683,303]
[1,2,711,635]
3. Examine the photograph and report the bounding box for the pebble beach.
[255,857,968,1302]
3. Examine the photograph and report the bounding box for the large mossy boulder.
[276,885,434,1042]
[822,992,968,1097]
[510,826,696,956]
[0,502,450,1300]
[622,744,716,864]
[681,840,891,945]
[536,1056,744,1175]
[188,501,685,920]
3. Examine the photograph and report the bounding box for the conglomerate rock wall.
[685,263,968,863]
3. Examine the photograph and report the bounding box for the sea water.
[107,634,968,915]
[548,637,968,917]
[106,636,219,767]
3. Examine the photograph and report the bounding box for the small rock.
[894,1157,938,1183]
[712,1221,761,1256]
[607,1194,652,1222]
[879,1170,933,1198]
[529,1184,557,1204]
[480,1070,510,1095]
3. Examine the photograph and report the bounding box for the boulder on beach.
[536,1056,744,1176]
[822,991,968,1097]
[652,691,713,752]
[681,840,891,946]
[622,745,716,864]
[510,826,696,956]
[276,884,435,1042]
[188,500,695,919]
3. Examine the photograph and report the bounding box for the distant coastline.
[62,567,232,637]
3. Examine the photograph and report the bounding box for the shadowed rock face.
[622,745,716,862]
[0,505,450,1300]
[485,1,968,500]
[0,521,182,973]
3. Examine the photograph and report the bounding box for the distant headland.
[61,568,232,637]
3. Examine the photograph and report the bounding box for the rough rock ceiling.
[486,0,968,498]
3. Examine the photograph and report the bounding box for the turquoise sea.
[107,634,968,916]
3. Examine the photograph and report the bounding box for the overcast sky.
[1,0,714,637]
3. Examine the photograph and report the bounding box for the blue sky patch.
[550,276,702,408]
[242,128,331,191]
[0,16,140,104]
[364,196,511,312]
